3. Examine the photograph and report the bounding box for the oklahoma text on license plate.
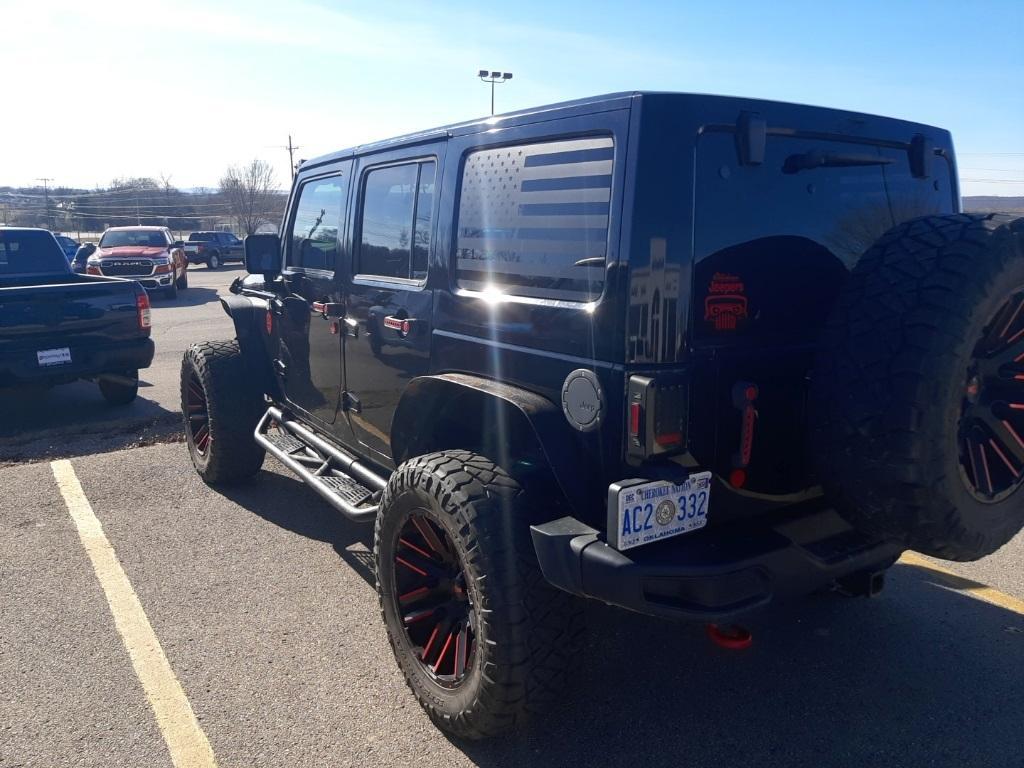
[608,472,712,551]
[37,347,71,367]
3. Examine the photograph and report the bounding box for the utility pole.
[37,177,53,230]
[477,70,513,116]
[285,135,301,179]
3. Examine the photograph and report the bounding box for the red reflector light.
[136,292,152,330]
[265,310,273,335]
[401,319,411,335]
[729,468,747,488]
[629,402,641,437]
[655,432,682,447]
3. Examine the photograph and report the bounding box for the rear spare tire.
[811,214,1024,561]
[181,340,266,485]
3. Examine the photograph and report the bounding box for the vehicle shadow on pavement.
[218,468,376,588]
[150,285,222,308]
[456,566,1024,768]
[0,386,180,462]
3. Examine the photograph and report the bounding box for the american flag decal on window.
[456,137,613,302]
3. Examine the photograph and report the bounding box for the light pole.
[478,70,513,116]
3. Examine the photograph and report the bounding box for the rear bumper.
[0,337,155,386]
[530,501,902,622]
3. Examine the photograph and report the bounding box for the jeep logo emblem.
[561,369,604,433]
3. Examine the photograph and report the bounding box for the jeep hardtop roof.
[300,91,949,172]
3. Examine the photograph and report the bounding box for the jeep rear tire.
[811,214,1024,561]
[375,450,583,740]
[181,340,266,485]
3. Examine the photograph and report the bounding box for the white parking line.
[51,459,218,768]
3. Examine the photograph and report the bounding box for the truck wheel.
[208,253,220,269]
[181,340,266,485]
[375,450,583,740]
[811,214,1024,561]
[98,370,138,405]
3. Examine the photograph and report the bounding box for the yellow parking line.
[900,551,1024,616]
[51,460,218,768]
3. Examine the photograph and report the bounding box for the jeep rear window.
[455,137,613,303]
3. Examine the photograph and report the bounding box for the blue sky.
[3,0,1022,194]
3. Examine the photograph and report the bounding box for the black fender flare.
[391,373,596,516]
[219,294,278,397]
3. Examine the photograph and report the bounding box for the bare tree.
[220,159,277,235]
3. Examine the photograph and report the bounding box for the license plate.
[37,347,72,367]
[608,472,712,551]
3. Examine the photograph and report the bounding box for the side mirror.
[245,234,282,276]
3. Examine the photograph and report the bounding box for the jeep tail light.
[136,291,152,332]
[626,374,688,462]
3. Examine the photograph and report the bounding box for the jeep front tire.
[181,340,266,485]
[375,450,583,739]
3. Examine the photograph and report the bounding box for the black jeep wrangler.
[181,92,1024,739]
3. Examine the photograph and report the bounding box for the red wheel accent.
[706,623,753,650]
[186,370,211,455]
[392,513,476,687]
[959,291,1024,501]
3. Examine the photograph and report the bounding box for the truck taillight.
[136,291,152,331]
[626,374,688,463]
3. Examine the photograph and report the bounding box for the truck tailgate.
[0,277,142,353]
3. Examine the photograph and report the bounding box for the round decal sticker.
[655,499,676,526]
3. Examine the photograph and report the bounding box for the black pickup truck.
[183,231,244,269]
[0,228,154,404]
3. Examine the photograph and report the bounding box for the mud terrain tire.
[375,450,583,739]
[181,340,266,485]
[811,214,1024,561]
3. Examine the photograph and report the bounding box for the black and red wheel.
[185,368,211,455]
[375,450,583,740]
[811,213,1024,561]
[180,340,265,485]
[959,289,1024,502]
[392,513,476,687]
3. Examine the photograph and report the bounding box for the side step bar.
[254,406,386,523]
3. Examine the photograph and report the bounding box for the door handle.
[312,301,344,318]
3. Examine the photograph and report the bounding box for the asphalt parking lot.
[1,265,1023,767]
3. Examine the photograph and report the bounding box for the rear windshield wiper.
[783,150,894,174]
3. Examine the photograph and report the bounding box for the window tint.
[289,176,344,271]
[358,161,435,280]
[359,164,416,279]
[412,162,435,280]
[0,230,68,275]
[455,137,613,302]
